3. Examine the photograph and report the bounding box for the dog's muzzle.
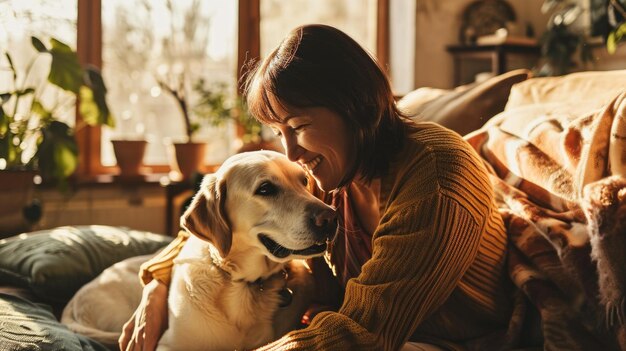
[258,234,329,259]
[308,206,338,243]
[259,206,338,259]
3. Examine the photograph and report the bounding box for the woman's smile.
[267,95,354,192]
[301,155,322,173]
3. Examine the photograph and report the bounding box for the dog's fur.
[62,151,336,351]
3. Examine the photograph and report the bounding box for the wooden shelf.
[446,43,541,86]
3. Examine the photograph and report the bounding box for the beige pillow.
[506,69,626,110]
[398,69,530,136]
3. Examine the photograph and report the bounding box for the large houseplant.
[0,36,114,188]
[158,75,264,181]
[192,79,263,145]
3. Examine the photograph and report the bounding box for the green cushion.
[0,225,172,304]
[0,293,108,351]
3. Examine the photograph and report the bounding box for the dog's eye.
[302,177,308,187]
[255,181,278,196]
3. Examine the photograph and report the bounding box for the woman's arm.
[257,192,485,350]
[119,230,190,351]
[119,279,169,351]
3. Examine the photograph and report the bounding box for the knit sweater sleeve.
[257,126,492,350]
[139,230,190,286]
[257,194,484,350]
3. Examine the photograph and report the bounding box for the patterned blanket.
[465,91,626,350]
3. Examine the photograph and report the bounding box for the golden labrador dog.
[62,150,337,351]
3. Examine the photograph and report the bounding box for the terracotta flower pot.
[112,139,147,176]
[169,142,207,182]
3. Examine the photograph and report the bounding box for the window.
[260,0,378,57]
[3,0,397,179]
[100,0,238,168]
[0,0,78,165]
[389,0,416,95]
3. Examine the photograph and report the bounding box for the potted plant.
[158,74,270,181]
[0,36,112,234]
[0,36,114,189]
[192,79,273,152]
[156,72,206,181]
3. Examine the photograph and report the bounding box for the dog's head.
[181,150,337,263]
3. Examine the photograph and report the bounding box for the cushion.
[479,100,603,137]
[505,69,626,110]
[0,293,108,351]
[0,225,172,304]
[397,69,530,136]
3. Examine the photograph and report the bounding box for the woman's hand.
[119,279,169,351]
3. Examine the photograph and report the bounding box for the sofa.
[403,69,626,350]
[0,69,624,350]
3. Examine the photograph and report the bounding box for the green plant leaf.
[607,22,626,54]
[608,32,617,54]
[0,105,6,136]
[48,38,83,93]
[79,86,113,127]
[35,120,78,183]
[80,67,114,127]
[31,36,48,53]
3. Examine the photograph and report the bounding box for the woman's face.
[267,97,354,192]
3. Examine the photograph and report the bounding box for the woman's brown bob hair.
[243,24,416,187]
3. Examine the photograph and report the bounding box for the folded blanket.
[465,91,626,350]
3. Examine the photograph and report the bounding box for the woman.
[120,24,512,350]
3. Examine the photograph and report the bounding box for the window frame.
[75,0,390,180]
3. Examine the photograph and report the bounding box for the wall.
[33,184,167,235]
[413,0,547,88]
[412,0,624,89]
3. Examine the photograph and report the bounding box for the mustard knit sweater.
[142,122,511,350]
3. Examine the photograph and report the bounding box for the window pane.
[260,0,377,58]
[101,0,238,167]
[390,0,415,94]
[0,0,77,165]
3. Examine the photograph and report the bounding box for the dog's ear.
[180,174,232,257]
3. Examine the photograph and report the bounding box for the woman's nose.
[282,133,302,162]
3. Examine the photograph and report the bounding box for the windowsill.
[78,173,171,186]
[34,173,171,190]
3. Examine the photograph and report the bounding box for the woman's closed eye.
[291,123,309,133]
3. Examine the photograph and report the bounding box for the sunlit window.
[0,0,77,166]
[260,0,377,58]
[390,0,416,95]
[101,0,238,167]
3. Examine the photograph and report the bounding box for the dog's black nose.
[308,207,338,241]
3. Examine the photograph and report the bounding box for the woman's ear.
[180,174,232,257]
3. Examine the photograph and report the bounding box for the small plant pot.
[169,142,207,182]
[111,139,147,176]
